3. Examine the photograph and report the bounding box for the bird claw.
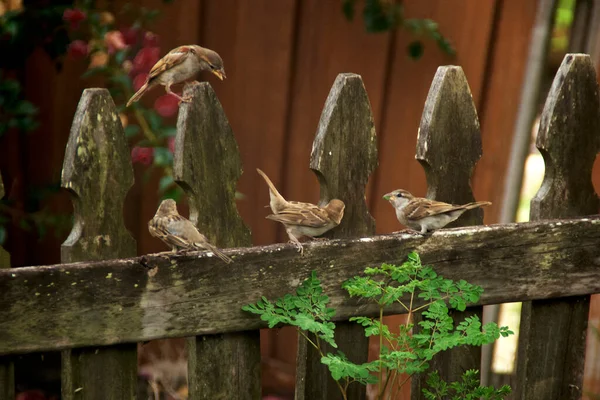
[392,229,421,235]
[178,95,193,105]
[289,240,304,256]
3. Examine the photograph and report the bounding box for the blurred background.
[1,0,600,399]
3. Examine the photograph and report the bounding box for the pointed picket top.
[299,73,377,400]
[176,82,258,400]
[412,66,484,399]
[531,53,600,218]
[61,88,135,263]
[310,73,378,238]
[517,53,600,400]
[416,66,483,225]
[60,89,137,399]
[174,82,251,248]
[0,173,8,268]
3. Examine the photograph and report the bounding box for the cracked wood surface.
[0,217,598,356]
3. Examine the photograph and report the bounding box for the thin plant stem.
[386,370,398,400]
[378,304,384,396]
[298,330,347,399]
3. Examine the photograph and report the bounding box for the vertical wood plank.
[410,66,485,399]
[60,89,138,400]
[175,82,259,400]
[295,73,377,400]
[0,173,14,400]
[516,54,600,400]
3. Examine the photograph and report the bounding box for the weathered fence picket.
[175,82,259,399]
[0,174,14,400]
[295,73,377,400]
[516,54,600,400]
[410,66,485,399]
[60,89,138,399]
[1,53,600,400]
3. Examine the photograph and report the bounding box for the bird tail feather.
[464,201,492,210]
[198,243,233,264]
[256,168,287,208]
[127,82,150,107]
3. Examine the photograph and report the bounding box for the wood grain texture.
[516,54,600,400]
[411,66,485,399]
[0,173,13,400]
[174,82,251,247]
[295,74,378,400]
[60,89,138,400]
[175,82,260,400]
[0,217,599,356]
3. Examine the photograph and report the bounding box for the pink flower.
[133,73,148,91]
[63,8,86,30]
[143,32,159,48]
[131,147,154,165]
[16,390,47,400]
[104,31,127,54]
[167,137,175,153]
[67,40,89,59]
[120,26,139,46]
[133,47,160,74]
[154,95,179,117]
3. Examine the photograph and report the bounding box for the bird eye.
[189,48,196,54]
[209,64,217,70]
[396,193,403,198]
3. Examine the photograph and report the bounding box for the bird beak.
[211,68,226,80]
[383,193,391,201]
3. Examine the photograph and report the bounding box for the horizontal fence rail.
[1,216,599,355]
[0,53,599,400]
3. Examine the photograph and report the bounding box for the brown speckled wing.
[149,214,195,250]
[148,46,191,80]
[266,205,331,228]
[404,199,466,221]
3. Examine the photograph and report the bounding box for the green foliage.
[0,73,39,137]
[423,370,511,400]
[242,271,337,348]
[243,252,513,399]
[341,0,456,60]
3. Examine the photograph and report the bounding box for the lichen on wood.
[0,217,598,356]
[60,88,138,400]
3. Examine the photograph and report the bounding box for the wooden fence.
[0,52,599,400]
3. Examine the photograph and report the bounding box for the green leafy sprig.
[243,252,513,399]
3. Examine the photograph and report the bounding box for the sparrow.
[127,45,226,107]
[148,199,233,263]
[383,189,491,234]
[256,168,345,254]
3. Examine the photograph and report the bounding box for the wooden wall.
[2,0,600,397]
